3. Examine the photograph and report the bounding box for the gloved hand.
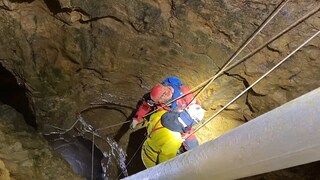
[130,119,139,129]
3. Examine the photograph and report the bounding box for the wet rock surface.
[0,0,319,178]
[0,104,82,179]
[47,135,105,179]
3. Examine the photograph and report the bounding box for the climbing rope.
[185,30,320,140]
[186,0,290,108]
[43,2,318,177]
[226,5,320,72]
[45,101,132,134]
[91,133,95,180]
[44,114,129,178]
[120,1,296,173]
[122,0,292,168]
[140,0,290,122]
[96,121,131,131]
[116,136,147,179]
[124,3,319,170]
[43,115,82,135]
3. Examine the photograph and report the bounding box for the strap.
[147,118,165,138]
[177,117,187,128]
[142,145,157,163]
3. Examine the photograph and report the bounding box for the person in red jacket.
[130,77,202,152]
[130,77,199,128]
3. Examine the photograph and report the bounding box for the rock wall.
[0,0,319,178]
[0,104,82,179]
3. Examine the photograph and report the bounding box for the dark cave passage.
[47,134,105,180]
[0,63,37,128]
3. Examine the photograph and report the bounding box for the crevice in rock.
[218,28,235,43]
[224,72,265,113]
[80,15,124,24]
[288,70,301,83]
[43,0,92,25]
[242,115,249,122]
[245,92,256,113]
[0,63,37,128]
[43,0,62,14]
[266,45,281,54]
[68,7,90,17]
[43,0,90,16]
[128,21,143,33]
[170,0,176,16]
[278,85,290,91]
[87,21,95,68]
[90,100,135,111]
[168,0,177,41]
[134,75,151,90]
[0,4,12,11]
[85,67,102,76]
[224,72,265,97]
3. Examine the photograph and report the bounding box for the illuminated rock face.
[0,0,319,178]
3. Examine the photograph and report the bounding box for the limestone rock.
[0,105,82,179]
[0,0,319,177]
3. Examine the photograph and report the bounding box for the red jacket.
[133,85,199,123]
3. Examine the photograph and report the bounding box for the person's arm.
[133,100,152,122]
[131,94,153,129]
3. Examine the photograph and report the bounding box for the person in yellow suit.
[141,104,205,168]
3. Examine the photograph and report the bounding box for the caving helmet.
[150,83,173,104]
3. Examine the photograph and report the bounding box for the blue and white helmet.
[185,104,205,123]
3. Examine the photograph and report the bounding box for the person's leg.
[141,146,157,168]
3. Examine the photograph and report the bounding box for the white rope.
[139,0,290,118]
[185,0,290,108]
[186,30,320,139]
[226,5,320,72]
[97,121,130,131]
[117,136,147,179]
[91,133,95,180]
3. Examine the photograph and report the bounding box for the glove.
[130,119,139,129]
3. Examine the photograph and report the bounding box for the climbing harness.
[146,118,165,138]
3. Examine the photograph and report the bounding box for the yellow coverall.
[141,110,183,168]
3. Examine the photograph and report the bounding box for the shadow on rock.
[124,127,147,176]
